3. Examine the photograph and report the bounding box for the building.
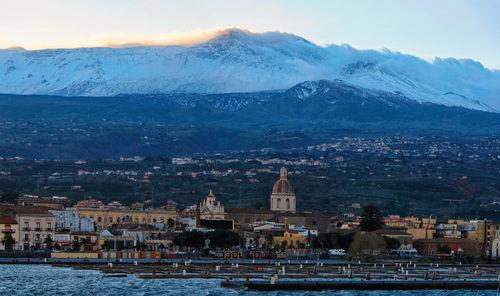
[200,190,225,220]
[53,231,71,249]
[0,216,19,251]
[273,219,307,249]
[414,238,485,256]
[225,208,329,233]
[275,212,329,233]
[72,207,177,231]
[492,230,500,258]
[270,166,296,213]
[70,232,98,251]
[0,206,55,250]
[50,210,95,232]
[484,221,500,252]
[76,199,103,208]
[225,208,274,225]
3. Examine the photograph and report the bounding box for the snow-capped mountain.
[0,28,499,111]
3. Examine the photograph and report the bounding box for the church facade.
[200,189,225,220]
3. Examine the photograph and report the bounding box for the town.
[0,162,499,262]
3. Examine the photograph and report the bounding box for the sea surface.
[0,264,498,296]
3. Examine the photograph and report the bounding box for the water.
[0,265,497,295]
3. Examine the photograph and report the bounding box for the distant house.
[413,238,485,256]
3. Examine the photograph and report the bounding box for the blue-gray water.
[0,265,498,295]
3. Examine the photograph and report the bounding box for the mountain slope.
[0,79,499,159]
[0,28,499,111]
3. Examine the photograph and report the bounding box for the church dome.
[272,166,295,194]
[272,179,295,194]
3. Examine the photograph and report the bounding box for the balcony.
[23,227,30,231]
[46,228,52,231]
[34,228,41,231]
[23,237,30,242]
[2,229,15,233]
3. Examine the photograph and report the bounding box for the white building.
[50,210,94,232]
[492,230,500,258]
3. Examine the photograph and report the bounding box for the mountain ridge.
[1,28,499,112]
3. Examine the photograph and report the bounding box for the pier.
[221,280,500,291]
[34,259,500,290]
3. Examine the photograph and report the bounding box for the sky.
[1,0,499,69]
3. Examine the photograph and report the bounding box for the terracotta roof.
[0,205,53,216]
[0,216,17,224]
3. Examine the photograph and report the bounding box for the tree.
[437,244,452,254]
[207,230,242,249]
[461,241,480,257]
[279,240,288,251]
[0,191,18,204]
[349,232,386,257]
[359,205,384,231]
[2,233,15,252]
[265,234,274,249]
[173,231,204,249]
[43,235,54,251]
[383,236,401,250]
[71,239,81,250]
[167,218,175,230]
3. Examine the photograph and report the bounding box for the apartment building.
[0,206,55,250]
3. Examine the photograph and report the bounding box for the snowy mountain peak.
[0,30,498,111]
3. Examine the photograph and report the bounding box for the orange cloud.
[0,27,256,50]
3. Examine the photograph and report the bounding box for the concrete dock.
[221,280,500,291]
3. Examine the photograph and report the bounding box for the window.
[286,199,290,209]
[24,234,29,241]
[24,222,29,230]
[98,217,102,222]
[47,222,52,230]
[277,198,282,209]
[35,234,40,241]
[109,217,113,222]
[36,222,41,230]
[117,218,121,223]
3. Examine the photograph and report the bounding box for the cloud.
[0,27,262,50]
